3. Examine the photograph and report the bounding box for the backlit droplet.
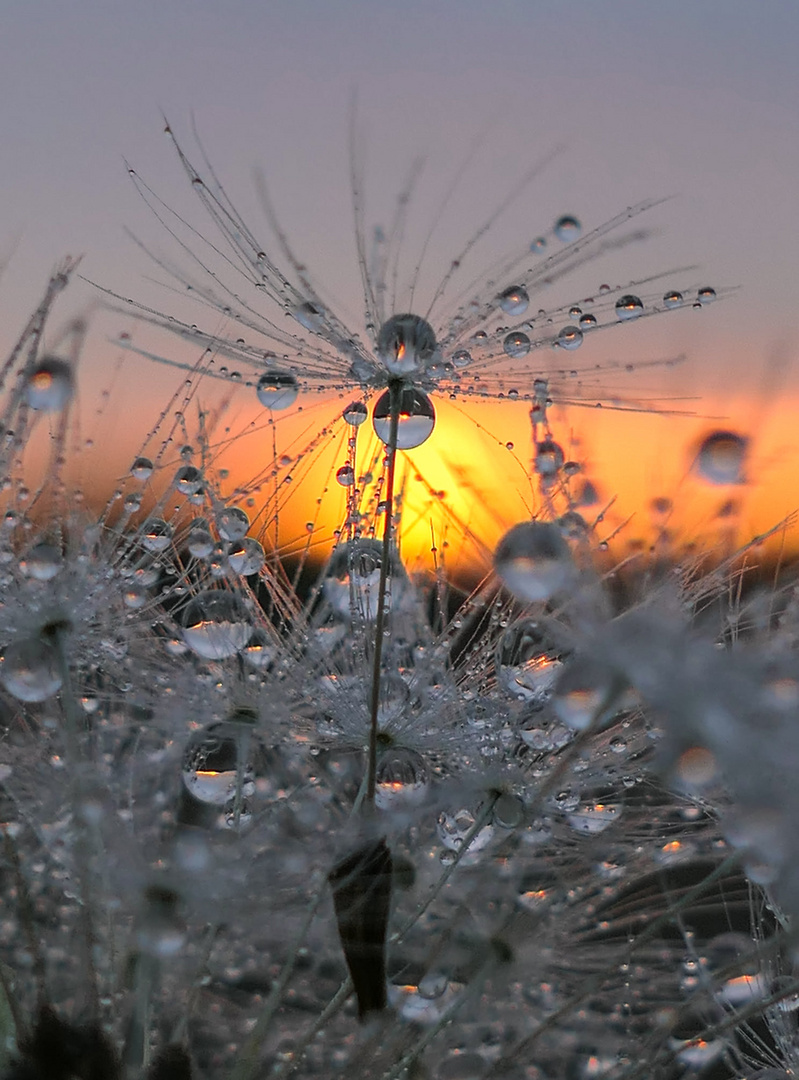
[130,456,154,481]
[375,747,429,810]
[336,464,355,487]
[503,332,531,359]
[175,465,203,495]
[377,313,438,376]
[554,215,581,242]
[141,518,173,552]
[535,439,565,477]
[24,357,74,411]
[1,638,62,702]
[494,521,575,602]
[552,656,625,730]
[216,506,250,541]
[615,294,644,320]
[19,543,62,581]
[187,522,214,558]
[697,286,717,304]
[663,289,684,309]
[499,285,529,316]
[323,539,407,619]
[343,400,368,426]
[451,348,472,368]
[579,312,598,329]
[696,431,748,485]
[496,617,564,702]
[555,325,583,350]
[226,537,264,575]
[181,590,252,659]
[373,387,436,449]
[256,371,299,410]
[437,808,494,853]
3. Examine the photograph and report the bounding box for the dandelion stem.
[366,378,402,806]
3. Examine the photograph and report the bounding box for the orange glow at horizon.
[32,363,799,583]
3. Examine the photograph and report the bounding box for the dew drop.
[336,464,355,487]
[216,506,250,541]
[375,747,429,810]
[24,357,74,411]
[1,638,62,702]
[141,518,173,553]
[554,215,581,242]
[496,617,563,702]
[696,431,748,485]
[373,387,436,449]
[494,521,575,603]
[130,457,154,482]
[343,400,368,426]
[256,371,299,410]
[498,285,529,316]
[663,289,684,309]
[19,543,62,581]
[174,465,203,495]
[555,325,584,351]
[377,314,438,376]
[503,332,531,359]
[615,294,644,320]
[180,590,252,659]
[226,537,264,575]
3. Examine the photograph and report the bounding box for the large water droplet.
[498,286,529,316]
[494,522,575,602]
[373,388,436,449]
[377,314,438,376]
[180,590,252,659]
[19,543,62,581]
[696,431,748,485]
[554,215,581,242]
[343,400,368,426]
[226,537,264,575]
[1,638,62,702]
[323,539,405,619]
[503,332,531,359]
[216,506,250,541]
[175,465,203,495]
[24,357,74,411]
[555,325,583,350]
[141,518,173,553]
[496,618,564,702]
[256,371,299,410]
[336,464,355,487]
[615,294,644,320]
[130,457,154,481]
[535,439,564,477]
[375,747,429,810]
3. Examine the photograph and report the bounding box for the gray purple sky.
[2,0,799,559]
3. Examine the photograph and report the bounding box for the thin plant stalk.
[366,378,402,806]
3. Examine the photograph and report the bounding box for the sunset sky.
[2,1,798,574]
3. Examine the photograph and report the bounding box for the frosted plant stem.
[366,378,402,806]
[228,872,327,1080]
